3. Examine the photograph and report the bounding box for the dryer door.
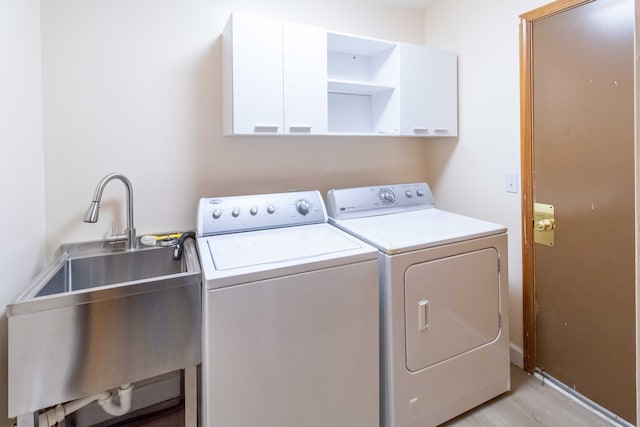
[405,248,500,372]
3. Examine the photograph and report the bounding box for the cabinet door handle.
[254,124,279,132]
[418,300,430,331]
[288,125,312,133]
[412,127,429,133]
[434,128,449,133]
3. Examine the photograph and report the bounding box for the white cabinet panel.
[283,23,327,135]
[398,43,429,135]
[224,14,283,135]
[399,43,458,137]
[427,48,458,136]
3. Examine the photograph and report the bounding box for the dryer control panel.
[197,190,327,236]
[326,182,435,220]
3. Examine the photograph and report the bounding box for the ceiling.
[382,0,437,8]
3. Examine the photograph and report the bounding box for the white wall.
[0,0,45,423]
[40,0,430,255]
[423,0,549,365]
[5,0,585,422]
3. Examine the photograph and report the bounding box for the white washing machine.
[326,182,510,427]
[196,190,380,427]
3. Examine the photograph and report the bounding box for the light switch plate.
[505,173,519,194]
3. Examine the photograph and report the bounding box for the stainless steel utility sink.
[35,246,186,297]
[7,239,201,418]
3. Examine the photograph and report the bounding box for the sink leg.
[185,366,198,427]
[17,412,35,427]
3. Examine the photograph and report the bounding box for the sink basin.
[7,239,201,418]
[35,246,186,297]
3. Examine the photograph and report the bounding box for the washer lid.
[330,209,506,254]
[209,223,362,270]
[197,223,378,289]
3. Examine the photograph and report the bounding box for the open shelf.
[327,32,398,134]
[328,79,395,95]
[327,32,396,56]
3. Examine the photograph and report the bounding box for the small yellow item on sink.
[140,233,183,246]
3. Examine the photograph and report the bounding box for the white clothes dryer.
[326,182,510,427]
[196,190,380,427]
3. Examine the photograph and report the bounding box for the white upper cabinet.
[283,23,328,135]
[223,14,283,135]
[223,14,327,135]
[223,13,457,138]
[398,43,458,137]
[426,47,458,137]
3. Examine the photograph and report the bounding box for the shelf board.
[327,32,397,56]
[327,79,395,95]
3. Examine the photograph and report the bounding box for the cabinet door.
[398,43,458,137]
[398,43,429,135]
[283,23,328,134]
[227,14,283,134]
[426,48,457,136]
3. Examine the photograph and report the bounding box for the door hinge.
[497,258,501,273]
[498,313,502,328]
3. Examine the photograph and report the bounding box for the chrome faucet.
[84,173,137,249]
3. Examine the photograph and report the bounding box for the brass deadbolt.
[534,203,555,247]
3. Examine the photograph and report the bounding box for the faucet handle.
[107,221,128,245]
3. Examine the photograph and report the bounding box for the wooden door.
[521,0,635,423]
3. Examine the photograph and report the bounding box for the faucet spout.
[84,173,136,249]
[83,201,101,223]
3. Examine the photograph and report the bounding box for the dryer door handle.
[418,300,430,331]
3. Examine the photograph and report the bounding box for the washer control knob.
[417,189,425,197]
[231,208,240,218]
[267,204,276,214]
[296,199,311,215]
[379,188,396,204]
[212,209,222,219]
[405,191,414,198]
[250,206,258,216]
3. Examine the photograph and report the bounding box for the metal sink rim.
[7,239,200,317]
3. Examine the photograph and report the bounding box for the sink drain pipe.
[38,383,133,427]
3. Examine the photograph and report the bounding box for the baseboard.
[509,343,524,368]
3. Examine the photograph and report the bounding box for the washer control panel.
[197,190,327,236]
[326,182,435,220]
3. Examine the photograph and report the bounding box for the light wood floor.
[443,364,616,427]
[120,365,618,427]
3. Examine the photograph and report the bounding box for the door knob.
[534,203,555,247]
[535,218,555,232]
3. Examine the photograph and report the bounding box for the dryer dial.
[296,199,311,215]
[379,188,396,204]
